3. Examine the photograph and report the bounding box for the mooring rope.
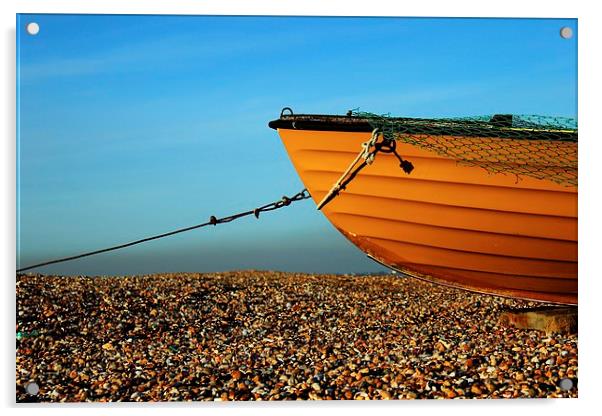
[316,129,413,210]
[17,188,312,273]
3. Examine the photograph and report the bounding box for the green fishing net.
[352,110,578,187]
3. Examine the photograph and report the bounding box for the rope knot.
[360,128,380,164]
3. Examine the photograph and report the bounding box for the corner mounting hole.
[560,27,573,39]
[26,22,40,36]
[25,382,39,395]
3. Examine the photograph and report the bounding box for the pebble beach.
[16,271,578,402]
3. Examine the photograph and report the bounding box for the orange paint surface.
[277,128,577,305]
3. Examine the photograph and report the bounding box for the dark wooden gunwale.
[268,114,578,142]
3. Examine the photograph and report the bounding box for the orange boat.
[270,110,578,305]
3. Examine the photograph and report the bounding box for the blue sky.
[16,15,577,276]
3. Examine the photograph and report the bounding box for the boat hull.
[275,127,578,305]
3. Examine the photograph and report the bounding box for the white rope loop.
[361,128,381,165]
